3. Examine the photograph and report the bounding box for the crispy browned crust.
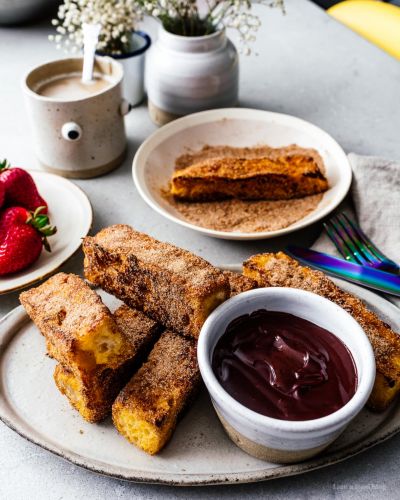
[243,252,400,410]
[174,144,324,170]
[53,304,162,423]
[368,373,400,412]
[112,330,200,454]
[19,273,133,373]
[223,270,258,297]
[83,225,230,338]
[54,364,127,423]
[170,155,329,202]
[113,304,161,357]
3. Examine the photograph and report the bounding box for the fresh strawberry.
[0,206,56,276]
[0,180,4,209]
[0,159,48,213]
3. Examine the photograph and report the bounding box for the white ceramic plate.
[133,108,352,240]
[0,277,399,486]
[0,171,92,294]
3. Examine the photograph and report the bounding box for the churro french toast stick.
[223,270,258,297]
[112,330,200,455]
[368,373,400,412]
[113,304,162,359]
[170,155,328,202]
[83,225,230,338]
[54,364,126,423]
[20,273,136,373]
[54,304,162,423]
[243,252,400,410]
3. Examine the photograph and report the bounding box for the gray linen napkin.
[313,153,400,307]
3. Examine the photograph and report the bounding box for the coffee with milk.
[37,73,112,99]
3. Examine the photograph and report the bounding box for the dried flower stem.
[50,0,285,55]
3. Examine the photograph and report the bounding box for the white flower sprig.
[49,0,285,55]
[218,1,285,55]
[49,0,142,55]
[136,0,285,54]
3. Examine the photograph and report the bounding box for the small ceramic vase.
[98,31,151,107]
[146,26,239,126]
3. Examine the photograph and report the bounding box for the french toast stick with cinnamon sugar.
[170,155,328,202]
[112,330,200,455]
[20,273,136,374]
[243,252,400,411]
[83,225,230,338]
[223,270,258,297]
[54,363,126,423]
[54,305,162,422]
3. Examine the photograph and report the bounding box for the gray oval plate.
[0,279,399,486]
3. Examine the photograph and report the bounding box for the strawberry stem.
[26,206,57,252]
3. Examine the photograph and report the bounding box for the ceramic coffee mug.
[23,57,130,179]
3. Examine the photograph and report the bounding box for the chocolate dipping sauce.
[212,310,357,421]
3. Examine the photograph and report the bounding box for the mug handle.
[120,99,132,116]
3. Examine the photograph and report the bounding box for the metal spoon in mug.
[82,23,101,84]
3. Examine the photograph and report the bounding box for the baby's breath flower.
[50,0,142,55]
[50,0,284,56]
[137,0,284,54]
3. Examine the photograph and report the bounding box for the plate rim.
[132,108,352,241]
[0,279,399,486]
[0,171,93,295]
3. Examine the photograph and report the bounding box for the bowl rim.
[197,287,376,433]
[132,107,352,241]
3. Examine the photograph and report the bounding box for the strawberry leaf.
[0,159,10,171]
[26,206,57,252]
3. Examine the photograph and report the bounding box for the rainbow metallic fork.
[324,213,399,274]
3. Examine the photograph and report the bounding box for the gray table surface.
[1,0,399,498]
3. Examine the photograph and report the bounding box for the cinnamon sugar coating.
[54,363,128,423]
[170,155,328,202]
[174,144,326,171]
[53,304,162,423]
[19,273,132,373]
[243,252,400,410]
[223,270,258,297]
[112,330,200,454]
[113,304,161,356]
[83,225,230,338]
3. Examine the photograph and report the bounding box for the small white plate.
[133,108,352,240]
[0,277,399,485]
[0,171,92,294]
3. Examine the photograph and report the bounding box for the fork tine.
[323,220,357,263]
[341,213,397,265]
[329,215,371,266]
[336,213,379,264]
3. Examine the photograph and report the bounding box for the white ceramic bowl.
[198,287,376,463]
[132,108,352,240]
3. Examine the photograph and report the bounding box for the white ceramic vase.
[146,25,239,126]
